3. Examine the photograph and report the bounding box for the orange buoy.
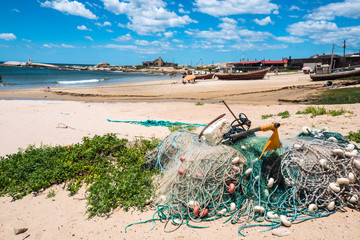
[193,205,200,217]
[229,183,235,194]
[232,166,240,172]
[180,156,186,162]
[199,208,208,218]
[178,169,185,175]
[195,172,203,177]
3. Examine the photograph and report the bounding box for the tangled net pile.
[130,128,360,235]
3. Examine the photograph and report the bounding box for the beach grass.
[296,106,352,118]
[309,88,360,104]
[345,130,360,143]
[0,134,160,217]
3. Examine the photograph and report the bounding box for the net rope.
[127,129,360,235]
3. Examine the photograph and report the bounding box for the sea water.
[0,65,178,89]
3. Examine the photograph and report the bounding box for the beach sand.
[1,72,360,239]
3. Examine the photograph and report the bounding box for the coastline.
[0,72,326,104]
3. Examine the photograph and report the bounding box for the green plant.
[328,109,347,116]
[297,106,352,118]
[261,114,274,120]
[47,189,56,198]
[0,134,160,217]
[195,102,204,106]
[345,130,360,143]
[277,110,290,119]
[309,88,360,104]
[296,106,327,117]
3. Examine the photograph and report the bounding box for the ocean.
[0,65,178,89]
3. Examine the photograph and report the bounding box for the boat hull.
[195,74,214,80]
[310,68,360,81]
[215,68,269,80]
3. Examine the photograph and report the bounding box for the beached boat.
[215,68,269,80]
[310,68,360,81]
[195,74,214,80]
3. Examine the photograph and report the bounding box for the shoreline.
[0,72,325,104]
[1,72,359,104]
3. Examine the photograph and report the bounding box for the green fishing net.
[128,128,359,235]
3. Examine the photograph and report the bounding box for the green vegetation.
[0,134,160,217]
[346,130,360,143]
[277,110,290,119]
[278,69,299,73]
[261,114,275,120]
[296,106,352,118]
[309,88,360,105]
[46,189,55,198]
[168,124,197,132]
[195,101,204,106]
[261,110,290,119]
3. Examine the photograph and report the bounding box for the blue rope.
[107,119,206,127]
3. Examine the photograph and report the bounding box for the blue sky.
[1,0,360,65]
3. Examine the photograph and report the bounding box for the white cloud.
[106,29,113,32]
[84,36,93,41]
[164,31,173,38]
[0,45,9,48]
[178,3,183,8]
[179,8,190,14]
[273,9,279,15]
[40,0,97,19]
[135,40,150,46]
[100,0,196,35]
[172,39,183,43]
[99,43,167,54]
[186,17,272,42]
[275,36,304,43]
[113,33,132,41]
[287,20,360,45]
[77,25,91,31]
[231,42,287,51]
[22,38,32,43]
[289,5,300,11]
[0,33,17,41]
[254,16,274,26]
[287,20,337,37]
[42,43,76,48]
[306,0,360,20]
[11,8,20,13]
[194,0,278,17]
[95,21,112,27]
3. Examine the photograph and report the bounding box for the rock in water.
[272,228,292,237]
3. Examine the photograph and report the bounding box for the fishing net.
[128,128,360,235]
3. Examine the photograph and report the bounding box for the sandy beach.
[1,73,360,239]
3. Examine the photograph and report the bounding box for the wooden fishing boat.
[310,68,360,81]
[194,74,214,80]
[215,68,269,80]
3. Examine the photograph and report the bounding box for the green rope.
[107,119,206,127]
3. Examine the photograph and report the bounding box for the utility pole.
[330,43,334,69]
[343,40,346,57]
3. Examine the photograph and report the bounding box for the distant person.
[275,68,279,75]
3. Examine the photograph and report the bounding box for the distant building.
[288,52,360,70]
[233,59,288,72]
[142,57,177,67]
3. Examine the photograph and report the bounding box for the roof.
[234,60,288,65]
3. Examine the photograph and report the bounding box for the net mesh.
[138,128,360,235]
